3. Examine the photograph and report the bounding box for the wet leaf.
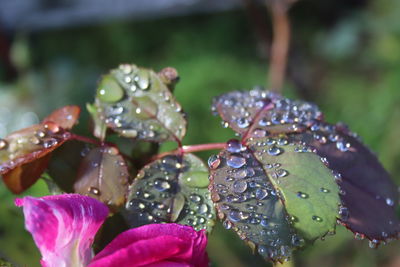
[87,103,107,141]
[0,124,72,193]
[209,141,298,262]
[93,64,187,142]
[73,146,129,210]
[289,122,400,242]
[124,153,215,232]
[3,155,51,194]
[43,105,81,130]
[47,140,88,192]
[246,137,340,240]
[212,88,322,136]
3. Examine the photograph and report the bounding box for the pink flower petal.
[15,194,109,267]
[89,223,208,267]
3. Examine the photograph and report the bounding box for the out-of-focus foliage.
[0,0,399,266]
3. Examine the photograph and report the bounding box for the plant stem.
[71,134,103,146]
[241,101,275,144]
[267,0,292,92]
[151,142,226,161]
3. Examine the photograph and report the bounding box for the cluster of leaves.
[0,64,398,263]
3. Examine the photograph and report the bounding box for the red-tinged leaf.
[212,88,322,136]
[47,140,88,192]
[43,105,81,130]
[73,146,129,210]
[3,155,51,194]
[289,122,400,242]
[0,124,72,193]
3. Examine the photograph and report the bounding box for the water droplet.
[89,187,100,195]
[237,118,250,128]
[291,235,305,247]
[190,194,202,203]
[44,121,60,133]
[36,130,46,138]
[227,139,244,153]
[267,145,282,156]
[198,203,209,214]
[297,192,308,199]
[107,147,119,155]
[369,239,379,249]
[386,198,394,206]
[227,155,246,168]
[29,136,41,145]
[276,169,288,177]
[221,121,229,128]
[223,220,232,229]
[208,155,221,169]
[232,169,247,179]
[255,188,269,200]
[312,215,323,222]
[252,128,267,138]
[0,139,7,150]
[336,140,351,152]
[43,138,58,149]
[339,206,349,221]
[320,188,330,193]
[354,233,365,240]
[154,178,171,191]
[233,180,248,194]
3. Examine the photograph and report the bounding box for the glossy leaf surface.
[209,140,305,262]
[212,88,322,136]
[0,123,72,193]
[246,138,340,240]
[47,140,88,192]
[74,146,129,210]
[125,153,215,232]
[289,122,400,242]
[43,105,81,130]
[94,64,187,142]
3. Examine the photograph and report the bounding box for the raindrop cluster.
[125,154,215,232]
[93,64,186,142]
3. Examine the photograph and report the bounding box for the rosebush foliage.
[0,63,399,263]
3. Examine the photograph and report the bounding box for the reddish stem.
[71,134,103,146]
[152,142,226,161]
[241,101,275,144]
[267,0,291,91]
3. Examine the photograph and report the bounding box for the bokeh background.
[0,0,399,266]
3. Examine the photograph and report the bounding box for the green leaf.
[209,138,340,261]
[87,103,107,140]
[247,137,340,241]
[73,146,129,210]
[124,153,215,232]
[93,64,187,142]
[0,258,14,267]
[209,142,299,262]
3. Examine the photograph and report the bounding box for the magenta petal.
[89,223,209,267]
[15,194,109,267]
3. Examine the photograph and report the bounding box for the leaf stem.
[241,101,275,144]
[151,142,226,161]
[71,134,103,146]
[267,0,292,91]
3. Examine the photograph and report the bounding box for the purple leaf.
[289,122,400,242]
[212,88,322,136]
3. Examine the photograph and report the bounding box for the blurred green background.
[0,0,399,266]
